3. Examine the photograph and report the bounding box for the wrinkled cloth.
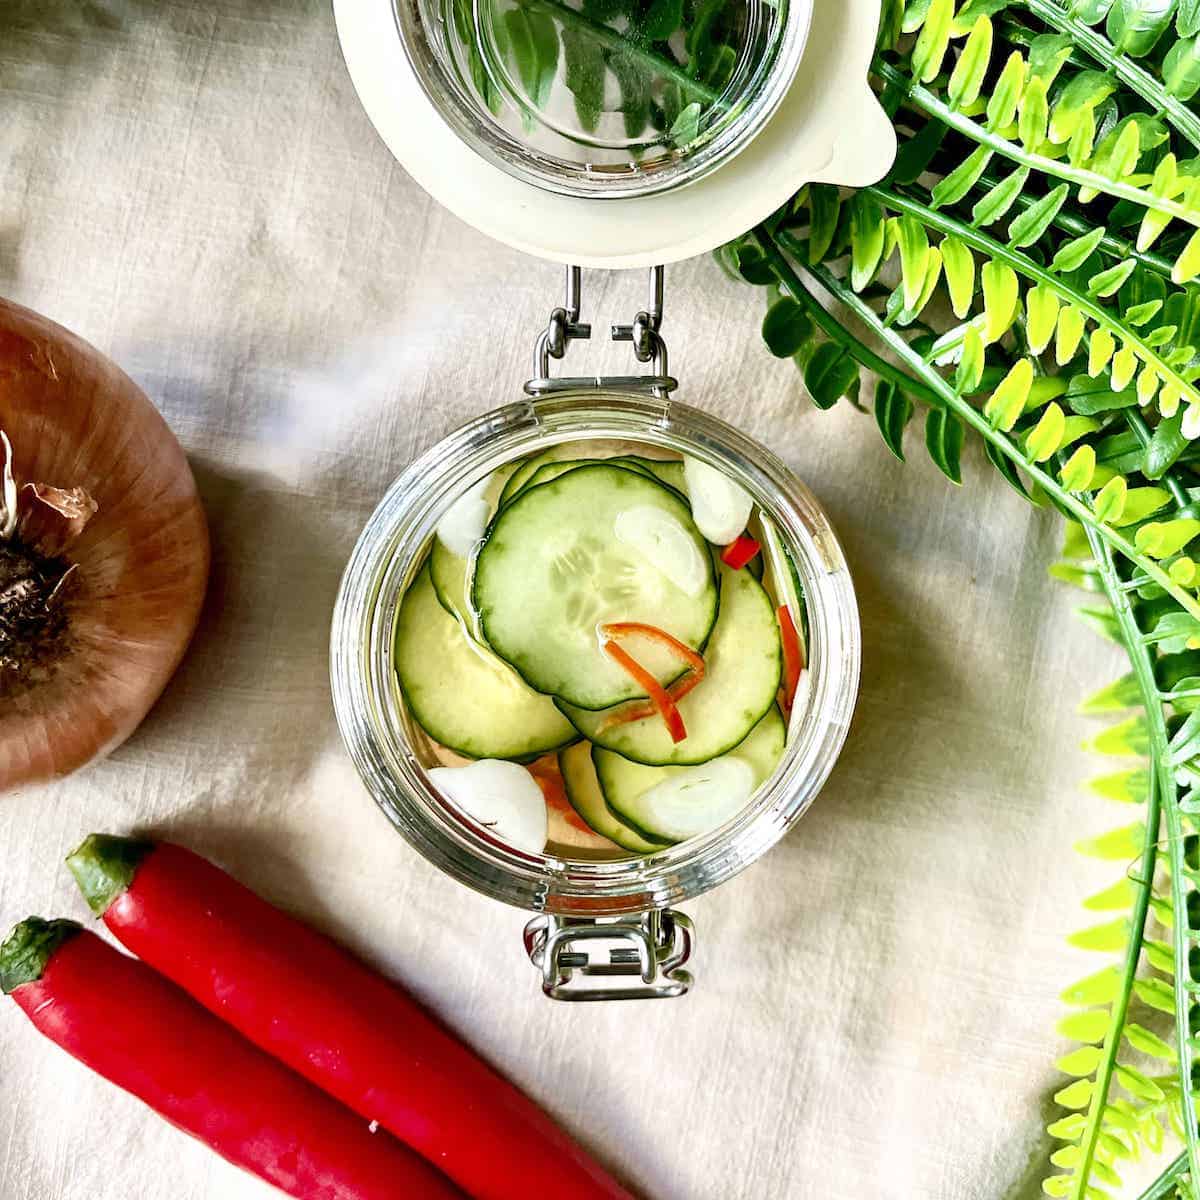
[0,3,1154,1197]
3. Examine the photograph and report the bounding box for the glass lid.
[393,0,809,198]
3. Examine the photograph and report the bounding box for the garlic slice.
[429,760,549,854]
[435,473,492,559]
[683,456,753,545]
[633,757,755,841]
[613,504,707,597]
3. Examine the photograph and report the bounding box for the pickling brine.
[392,439,809,861]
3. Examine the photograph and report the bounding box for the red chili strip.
[778,603,804,715]
[721,534,761,570]
[601,663,705,732]
[602,639,687,743]
[599,621,705,672]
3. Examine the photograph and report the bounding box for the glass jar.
[331,271,860,999]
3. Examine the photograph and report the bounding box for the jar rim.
[330,392,860,915]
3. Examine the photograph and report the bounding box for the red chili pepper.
[778,603,804,715]
[65,837,638,1200]
[600,662,705,731]
[602,639,687,742]
[598,621,705,673]
[597,623,706,734]
[720,535,761,570]
[1,919,465,1200]
[530,756,592,834]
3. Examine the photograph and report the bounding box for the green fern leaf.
[973,166,1032,224]
[874,379,913,461]
[849,195,886,291]
[931,146,993,208]
[911,0,954,82]
[1087,769,1148,802]
[1052,228,1108,273]
[925,407,964,483]
[982,260,1019,343]
[1062,967,1123,1005]
[948,15,993,109]
[941,236,976,317]
[1080,674,1142,712]
[1010,185,1071,248]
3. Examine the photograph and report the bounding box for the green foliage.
[712,0,1200,1192]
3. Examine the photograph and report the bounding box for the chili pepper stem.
[0,917,82,993]
[66,834,155,916]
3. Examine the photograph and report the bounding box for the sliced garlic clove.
[613,504,707,597]
[683,456,753,545]
[428,759,549,854]
[435,473,492,559]
[633,757,755,841]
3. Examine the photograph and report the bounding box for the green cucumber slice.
[594,706,786,841]
[558,559,781,765]
[505,456,678,507]
[631,457,686,494]
[558,742,672,854]
[429,538,472,626]
[498,451,555,505]
[395,565,576,759]
[474,464,718,709]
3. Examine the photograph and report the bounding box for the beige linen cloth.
[0,3,1166,1197]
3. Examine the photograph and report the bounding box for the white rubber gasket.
[334,0,896,268]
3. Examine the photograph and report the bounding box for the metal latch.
[523,909,694,1001]
[525,266,677,398]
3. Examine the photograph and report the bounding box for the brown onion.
[0,297,209,791]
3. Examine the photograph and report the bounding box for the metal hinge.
[523,909,694,1001]
[525,265,677,399]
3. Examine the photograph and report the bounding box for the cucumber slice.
[474,464,718,709]
[558,559,781,765]
[594,706,786,841]
[429,538,471,625]
[498,451,555,505]
[505,456,672,507]
[395,565,577,759]
[558,741,671,854]
[631,458,686,494]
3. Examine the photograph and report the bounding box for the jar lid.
[391,0,808,199]
[334,0,894,265]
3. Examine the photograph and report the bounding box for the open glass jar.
[332,270,860,999]
[332,0,889,997]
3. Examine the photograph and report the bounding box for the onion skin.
[0,296,209,791]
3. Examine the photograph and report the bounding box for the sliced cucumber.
[395,565,576,759]
[630,457,686,494]
[594,706,786,841]
[505,456,674,507]
[429,537,472,626]
[474,464,718,709]
[508,458,608,503]
[498,451,554,505]
[558,559,781,765]
[558,741,671,854]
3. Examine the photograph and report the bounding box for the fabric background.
[0,3,1162,1197]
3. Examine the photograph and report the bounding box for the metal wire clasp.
[526,266,678,398]
[523,909,694,1001]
